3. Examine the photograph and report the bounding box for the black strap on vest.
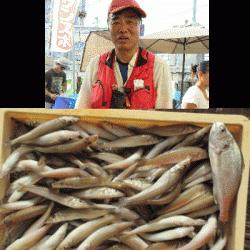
[105,47,148,69]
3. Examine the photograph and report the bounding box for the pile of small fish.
[245,174,250,250]
[0,115,242,250]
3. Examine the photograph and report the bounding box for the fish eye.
[219,126,226,133]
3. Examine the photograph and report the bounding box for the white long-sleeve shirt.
[75,50,173,109]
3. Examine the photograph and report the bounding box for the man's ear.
[140,24,143,35]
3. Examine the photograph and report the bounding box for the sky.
[83,0,209,35]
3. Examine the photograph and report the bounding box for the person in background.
[181,61,209,109]
[45,57,70,109]
[75,0,172,109]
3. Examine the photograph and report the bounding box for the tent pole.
[180,38,186,105]
[72,28,76,94]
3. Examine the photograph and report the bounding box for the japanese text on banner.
[51,0,80,52]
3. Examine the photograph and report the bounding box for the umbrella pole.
[72,29,76,94]
[180,39,186,104]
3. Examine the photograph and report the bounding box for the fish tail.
[118,197,128,208]
[145,175,155,183]
[32,168,44,177]
[0,171,3,180]
[4,141,12,147]
[38,156,46,168]
[219,210,230,224]
[106,207,117,215]
[0,207,7,215]
[16,183,27,192]
[0,169,8,180]
[107,207,126,222]
[137,158,145,166]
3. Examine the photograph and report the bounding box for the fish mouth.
[211,122,222,130]
[212,122,226,132]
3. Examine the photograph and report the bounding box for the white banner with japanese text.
[51,0,80,52]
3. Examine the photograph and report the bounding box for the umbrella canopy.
[140,24,209,54]
[80,30,114,72]
[141,24,209,101]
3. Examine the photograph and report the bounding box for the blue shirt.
[117,59,129,85]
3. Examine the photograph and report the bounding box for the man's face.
[109,9,142,52]
[55,63,65,73]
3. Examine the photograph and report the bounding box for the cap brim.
[110,6,147,18]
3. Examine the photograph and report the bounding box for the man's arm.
[182,103,197,109]
[45,81,56,100]
[60,82,67,94]
[154,57,173,109]
[75,56,99,109]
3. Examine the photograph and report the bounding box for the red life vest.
[91,47,157,109]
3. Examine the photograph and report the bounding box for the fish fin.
[4,141,11,147]
[0,170,4,180]
[145,175,154,183]
[30,156,47,176]
[0,207,8,215]
[209,143,223,155]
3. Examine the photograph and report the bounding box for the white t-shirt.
[181,86,209,109]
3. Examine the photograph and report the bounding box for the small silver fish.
[100,121,135,137]
[4,116,80,147]
[0,146,33,179]
[209,122,242,223]
[98,135,162,151]
[120,158,191,206]
[142,124,201,137]
[22,130,80,146]
[18,184,91,209]
[177,214,217,250]
[77,221,134,250]
[30,135,98,154]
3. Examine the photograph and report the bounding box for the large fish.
[208,122,242,223]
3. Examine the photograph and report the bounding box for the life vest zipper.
[129,86,150,98]
[125,88,144,108]
[96,80,107,106]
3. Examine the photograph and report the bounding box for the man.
[75,0,172,109]
[45,57,70,109]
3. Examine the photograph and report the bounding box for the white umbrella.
[80,23,209,99]
[140,24,209,54]
[141,24,209,100]
[80,30,114,72]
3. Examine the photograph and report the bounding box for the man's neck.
[53,67,60,74]
[116,46,139,64]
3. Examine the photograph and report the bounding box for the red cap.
[108,0,147,18]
